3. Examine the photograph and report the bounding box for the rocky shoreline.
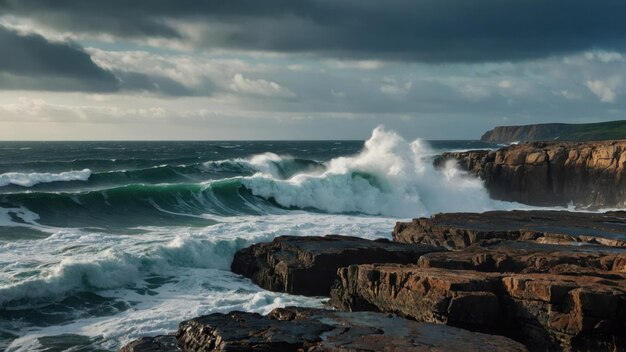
[121,210,626,352]
[435,141,626,207]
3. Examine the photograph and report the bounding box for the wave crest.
[242,126,516,217]
[0,234,253,308]
[0,169,91,187]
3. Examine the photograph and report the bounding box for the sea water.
[0,126,521,351]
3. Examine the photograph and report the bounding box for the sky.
[1,1,625,140]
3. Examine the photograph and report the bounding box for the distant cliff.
[480,120,626,144]
[435,140,626,207]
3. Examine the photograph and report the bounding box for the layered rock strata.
[231,235,444,296]
[120,307,528,352]
[418,241,626,275]
[330,265,626,351]
[434,141,626,207]
[392,210,626,248]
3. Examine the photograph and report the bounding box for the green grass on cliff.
[560,120,626,141]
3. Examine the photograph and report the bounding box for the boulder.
[231,235,444,296]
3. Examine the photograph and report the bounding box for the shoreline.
[121,209,626,351]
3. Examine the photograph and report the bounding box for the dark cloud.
[0,25,213,95]
[2,0,626,62]
[0,25,119,91]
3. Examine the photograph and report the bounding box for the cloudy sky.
[1,0,625,140]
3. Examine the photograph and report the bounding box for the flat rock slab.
[393,210,626,249]
[418,240,626,276]
[120,307,527,352]
[330,264,626,351]
[231,235,444,296]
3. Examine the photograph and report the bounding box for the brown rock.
[231,235,444,296]
[330,265,504,332]
[393,210,626,249]
[418,241,626,277]
[120,307,528,352]
[434,141,626,207]
[119,336,179,352]
[330,265,626,351]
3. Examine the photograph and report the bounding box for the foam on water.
[242,126,519,217]
[1,213,397,351]
[0,128,533,351]
[0,169,91,187]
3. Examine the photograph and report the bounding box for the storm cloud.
[0,25,119,91]
[2,0,626,62]
[0,25,212,95]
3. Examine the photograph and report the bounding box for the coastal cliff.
[435,141,626,207]
[480,120,626,144]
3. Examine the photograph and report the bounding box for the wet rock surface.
[120,335,179,352]
[120,307,528,352]
[434,141,626,207]
[231,235,444,296]
[418,240,626,275]
[124,210,626,352]
[330,264,626,351]
[392,210,626,248]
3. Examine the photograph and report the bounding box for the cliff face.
[480,124,566,143]
[435,141,626,207]
[480,120,626,144]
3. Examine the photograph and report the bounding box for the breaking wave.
[0,127,518,229]
[0,169,91,187]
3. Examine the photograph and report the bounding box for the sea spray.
[242,126,515,217]
[0,132,523,351]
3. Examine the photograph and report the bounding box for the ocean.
[0,127,517,351]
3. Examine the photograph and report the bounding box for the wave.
[0,180,287,229]
[0,233,252,308]
[202,153,325,179]
[0,212,395,312]
[0,127,521,228]
[0,169,91,187]
[0,154,325,193]
[242,126,519,217]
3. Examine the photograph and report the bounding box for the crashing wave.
[241,126,516,217]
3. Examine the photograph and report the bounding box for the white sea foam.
[242,126,522,217]
[1,213,395,351]
[0,127,533,351]
[0,169,92,187]
[0,214,394,308]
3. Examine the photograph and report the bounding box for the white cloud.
[585,77,621,103]
[89,49,256,87]
[229,73,295,98]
